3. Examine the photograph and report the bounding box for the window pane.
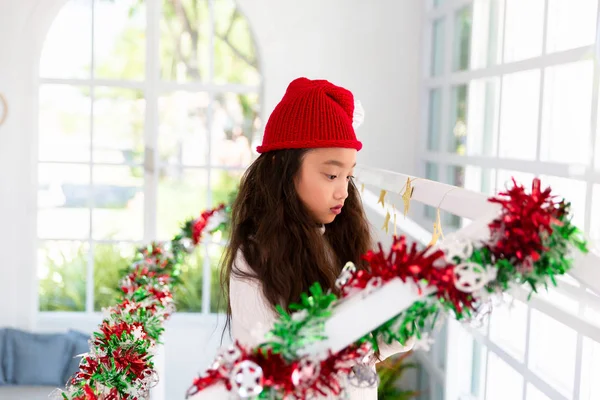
[448,165,496,195]
[528,310,577,396]
[453,5,472,71]
[541,61,594,164]
[450,84,468,153]
[580,337,600,400]
[526,384,551,400]
[209,244,227,313]
[211,169,242,206]
[445,165,466,228]
[94,0,146,80]
[94,87,145,164]
[485,352,524,400]
[499,70,540,160]
[211,92,260,167]
[210,169,241,243]
[546,0,598,53]
[471,340,488,397]
[591,185,600,250]
[92,166,144,241]
[503,0,545,63]
[38,240,88,312]
[427,89,442,151]
[159,91,209,166]
[174,245,205,312]
[433,382,444,400]
[431,18,445,77]
[214,0,260,85]
[538,175,586,230]
[157,168,208,240]
[417,365,431,395]
[433,320,447,371]
[94,242,136,311]
[449,79,499,156]
[489,295,527,362]
[38,163,90,239]
[40,0,91,79]
[160,0,211,82]
[39,84,91,162]
[595,83,600,171]
[470,0,504,69]
[496,169,536,194]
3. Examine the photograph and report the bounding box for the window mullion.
[534,0,550,164]
[144,0,160,243]
[583,2,600,236]
[86,0,96,314]
[439,5,454,187]
[202,0,216,316]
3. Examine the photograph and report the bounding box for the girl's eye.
[326,174,337,180]
[347,175,355,182]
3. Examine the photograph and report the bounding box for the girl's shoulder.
[231,247,257,279]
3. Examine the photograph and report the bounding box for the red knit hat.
[256,77,363,153]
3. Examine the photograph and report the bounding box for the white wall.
[0,0,423,398]
[238,0,424,173]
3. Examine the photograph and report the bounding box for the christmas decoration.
[54,202,231,400]
[188,178,588,399]
[378,189,387,208]
[401,177,415,217]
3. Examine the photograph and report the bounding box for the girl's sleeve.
[229,250,415,360]
[229,250,278,348]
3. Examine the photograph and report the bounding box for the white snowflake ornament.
[347,363,379,388]
[453,262,494,293]
[439,234,474,262]
[230,360,264,398]
[291,357,321,387]
[221,345,243,365]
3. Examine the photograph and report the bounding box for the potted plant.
[377,351,420,400]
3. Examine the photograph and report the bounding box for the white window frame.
[417,0,600,399]
[36,0,262,316]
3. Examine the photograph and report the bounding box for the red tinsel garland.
[186,342,371,399]
[488,178,558,264]
[192,204,226,244]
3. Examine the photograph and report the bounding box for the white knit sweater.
[229,234,412,399]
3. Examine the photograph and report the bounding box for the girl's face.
[295,147,357,225]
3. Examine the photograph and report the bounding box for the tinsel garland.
[53,202,231,400]
[187,178,588,399]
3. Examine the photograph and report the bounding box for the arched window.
[37,0,261,314]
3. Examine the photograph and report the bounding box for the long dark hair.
[221,149,373,337]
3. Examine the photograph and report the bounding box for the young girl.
[222,77,412,399]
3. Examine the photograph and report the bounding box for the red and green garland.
[55,203,231,400]
[186,178,588,399]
